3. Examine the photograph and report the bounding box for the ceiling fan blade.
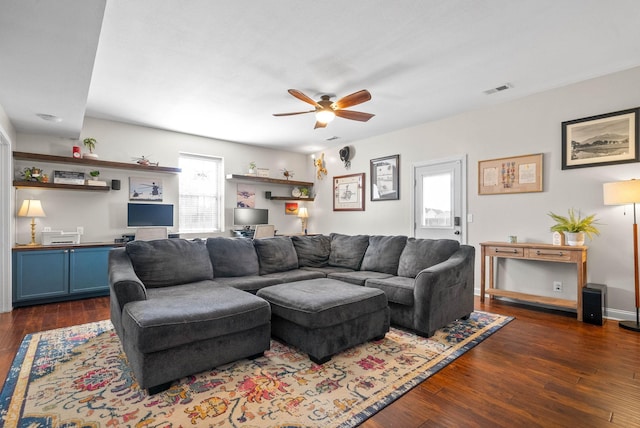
[273,110,315,117]
[314,121,328,129]
[334,109,375,122]
[332,89,372,109]
[288,89,320,107]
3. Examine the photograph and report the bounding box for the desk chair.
[253,224,275,239]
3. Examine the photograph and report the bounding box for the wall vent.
[326,136,340,141]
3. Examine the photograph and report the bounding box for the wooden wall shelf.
[13,151,181,174]
[13,181,111,191]
[268,196,315,201]
[225,173,313,187]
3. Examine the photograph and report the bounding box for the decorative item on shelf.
[299,187,310,198]
[133,156,159,166]
[548,208,600,246]
[248,161,257,175]
[53,170,85,185]
[17,199,46,246]
[257,168,269,177]
[339,146,352,169]
[21,166,45,182]
[282,168,294,180]
[315,153,327,180]
[603,178,640,332]
[298,207,309,234]
[72,145,81,158]
[87,170,107,186]
[552,231,565,246]
[82,138,98,159]
[292,187,301,198]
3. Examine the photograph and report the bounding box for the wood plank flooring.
[0,296,638,427]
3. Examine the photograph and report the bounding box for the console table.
[479,242,588,321]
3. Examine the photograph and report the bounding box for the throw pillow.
[361,235,408,274]
[253,236,299,275]
[206,237,259,277]
[397,238,460,278]
[126,238,213,288]
[291,235,331,267]
[328,233,370,270]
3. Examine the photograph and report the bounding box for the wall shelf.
[268,196,315,201]
[13,151,182,174]
[13,180,111,191]
[225,173,313,187]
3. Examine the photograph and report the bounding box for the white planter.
[83,153,98,159]
[563,232,585,246]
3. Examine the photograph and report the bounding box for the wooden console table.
[480,242,588,321]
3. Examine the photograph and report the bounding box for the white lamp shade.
[315,109,335,124]
[297,207,309,218]
[17,199,46,217]
[603,179,640,205]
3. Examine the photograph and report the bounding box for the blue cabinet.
[12,246,113,306]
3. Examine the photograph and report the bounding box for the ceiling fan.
[273,89,374,129]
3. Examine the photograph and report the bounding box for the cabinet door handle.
[495,249,518,254]
[536,250,563,256]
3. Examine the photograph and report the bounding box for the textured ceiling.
[2,0,640,153]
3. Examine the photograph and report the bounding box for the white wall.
[314,65,640,320]
[14,117,314,245]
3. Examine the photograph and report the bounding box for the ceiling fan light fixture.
[315,109,335,124]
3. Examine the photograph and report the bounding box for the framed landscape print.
[333,173,365,211]
[129,177,163,201]
[478,153,543,195]
[370,154,399,201]
[562,107,640,169]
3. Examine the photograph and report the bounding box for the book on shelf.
[53,170,85,185]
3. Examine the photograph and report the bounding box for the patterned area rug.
[1,312,512,427]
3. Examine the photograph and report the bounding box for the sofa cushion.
[253,236,299,275]
[361,235,407,274]
[397,238,460,278]
[365,276,415,306]
[327,270,393,286]
[126,238,213,288]
[328,233,370,270]
[291,235,331,267]
[206,237,259,277]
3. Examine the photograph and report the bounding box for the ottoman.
[121,286,271,394]
[257,278,390,364]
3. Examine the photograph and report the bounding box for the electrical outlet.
[77,226,84,235]
[553,281,563,292]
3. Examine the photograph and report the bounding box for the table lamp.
[298,207,309,235]
[603,179,640,332]
[18,199,46,246]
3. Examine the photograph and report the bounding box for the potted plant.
[83,138,98,159]
[248,161,257,175]
[548,208,600,246]
[299,187,310,198]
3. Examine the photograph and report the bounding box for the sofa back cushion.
[397,238,460,278]
[126,238,213,288]
[361,235,408,274]
[206,237,259,277]
[253,236,299,275]
[291,235,331,267]
[328,233,370,270]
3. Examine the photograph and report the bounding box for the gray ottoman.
[122,286,271,393]
[257,278,390,364]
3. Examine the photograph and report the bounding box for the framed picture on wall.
[370,154,399,201]
[562,107,640,169]
[129,177,163,201]
[478,153,543,195]
[333,173,365,211]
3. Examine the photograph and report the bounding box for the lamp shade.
[17,199,46,218]
[603,179,640,205]
[315,109,335,124]
[297,207,309,218]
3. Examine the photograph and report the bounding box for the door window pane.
[422,172,452,227]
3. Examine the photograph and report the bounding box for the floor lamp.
[603,179,640,332]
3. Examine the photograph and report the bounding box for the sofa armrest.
[412,245,475,335]
[109,247,148,313]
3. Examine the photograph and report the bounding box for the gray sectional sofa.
[108,233,474,392]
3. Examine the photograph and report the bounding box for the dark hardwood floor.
[1,296,638,427]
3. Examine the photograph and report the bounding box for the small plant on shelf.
[548,208,600,245]
[89,170,100,178]
[83,138,98,159]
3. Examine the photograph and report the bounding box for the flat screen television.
[233,208,268,227]
[127,203,174,227]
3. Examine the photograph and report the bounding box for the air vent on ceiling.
[326,136,340,141]
[484,83,512,95]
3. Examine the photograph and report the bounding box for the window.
[178,153,223,233]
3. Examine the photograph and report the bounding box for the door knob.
[454,230,461,235]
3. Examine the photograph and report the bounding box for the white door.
[413,156,466,243]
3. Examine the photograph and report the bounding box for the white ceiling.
[2,0,640,153]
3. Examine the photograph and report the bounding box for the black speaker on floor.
[111,179,121,190]
[583,283,606,325]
